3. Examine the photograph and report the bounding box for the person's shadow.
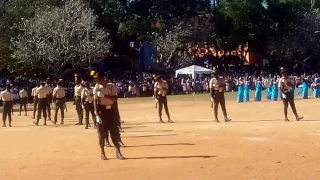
[126,143,195,148]
[125,155,216,160]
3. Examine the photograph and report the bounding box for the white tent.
[175,65,212,78]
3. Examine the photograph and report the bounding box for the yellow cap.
[90,70,95,77]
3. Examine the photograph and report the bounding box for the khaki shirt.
[19,90,28,98]
[53,86,66,98]
[0,90,13,101]
[81,88,94,103]
[94,83,117,106]
[45,84,52,94]
[74,85,84,97]
[31,87,38,97]
[155,81,168,96]
[278,77,292,90]
[209,77,225,92]
[36,86,49,99]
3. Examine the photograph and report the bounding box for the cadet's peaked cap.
[90,70,96,77]
[280,67,287,73]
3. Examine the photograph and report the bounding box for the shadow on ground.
[126,143,195,148]
[126,155,216,160]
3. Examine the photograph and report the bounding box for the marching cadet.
[33,81,49,126]
[18,87,28,116]
[81,81,95,129]
[93,71,124,160]
[209,68,231,122]
[45,78,53,121]
[0,84,14,127]
[154,76,173,123]
[31,83,40,119]
[278,67,304,121]
[52,80,66,124]
[74,79,84,125]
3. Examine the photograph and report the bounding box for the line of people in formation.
[236,77,320,102]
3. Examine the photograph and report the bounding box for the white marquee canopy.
[175,65,212,78]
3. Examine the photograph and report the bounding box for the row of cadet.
[237,78,320,102]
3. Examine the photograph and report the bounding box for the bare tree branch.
[10,0,111,77]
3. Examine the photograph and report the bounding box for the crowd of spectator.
[0,66,319,105]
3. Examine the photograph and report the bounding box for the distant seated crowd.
[0,69,319,106]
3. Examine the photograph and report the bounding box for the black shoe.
[60,121,64,124]
[2,124,6,127]
[296,116,303,121]
[159,119,164,123]
[116,152,125,160]
[33,121,38,126]
[101,153,107,160]
[284,118,290,122]
[8,124,12,127]
[225,117,231,122]
[85,126,88,129]
[214,116,220,122]
[168,119,174,123]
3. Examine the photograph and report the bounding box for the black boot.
[224,116,231,122]
[214,115,220,123]
[100,146,107,160]
[296,115,303,121]
[116,148,125,160]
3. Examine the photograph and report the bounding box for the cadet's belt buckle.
[88,101,92,103]
[105,105,111,109]
[161,94,165,96]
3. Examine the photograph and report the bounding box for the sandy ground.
[1,94,320,180]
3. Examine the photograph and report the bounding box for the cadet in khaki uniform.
[154,76,173,123]
[278,67,304,121]
[74,79,84,125]
[209,68,231,122]
[31,84,40,119]
[45,79,53,121]
[93,72,124,160]
[33,82,49,126]
[81,81,95,129]
[52,81,66,124]
[107,80,125,147]
[0,84,14,127]
[18,87,28,116]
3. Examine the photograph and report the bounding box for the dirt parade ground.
[1,94,320,180]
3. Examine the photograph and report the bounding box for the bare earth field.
[1,93,320,180]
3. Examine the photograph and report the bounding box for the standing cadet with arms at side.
[31,83,40,119]
[45,79,53,121]
[81,81,95,129]
[107,79,125,147]
[93,72,125,160]
[33,82,49,126]
[52,80,66,124]
[0,84,14,127]
[278,67,304,121]
[74,79,84,125]
[18,87,28,116]
[209,68,231,122]
[154,76,173,123]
